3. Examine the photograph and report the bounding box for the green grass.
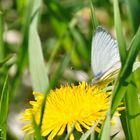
[0,76,9,140]
[0,0,140,140]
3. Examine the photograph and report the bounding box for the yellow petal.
[117,107,125,111]
[80,121,90,129]
[27,129,34,135]
[95,127,100,133]
[22,124,32,131]
[75,122,83,132]
[57,124,66,136]
[67,122,73,132]
[48,125,62,140]
[70,133,74,140]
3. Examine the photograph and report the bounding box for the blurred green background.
[0,0,140,139]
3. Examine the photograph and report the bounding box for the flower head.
[21,82,112,140]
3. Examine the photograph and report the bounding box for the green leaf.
[28,0,49,92]
[0,76,9,140]
[113,0,127,65]
[111,26,140,115]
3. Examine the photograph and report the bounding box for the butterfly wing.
[91,26,121,84]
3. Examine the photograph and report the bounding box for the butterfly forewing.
[91,26,120,83]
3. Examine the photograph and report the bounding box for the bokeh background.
[0,0,140,139]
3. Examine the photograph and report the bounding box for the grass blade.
[90,0,98,30]
[99,109,110,140]
[113,0,127,64]
[0,76,9,140]
[64,122,75,140]
[125,0,140,33]
[49,55,70,89]
[79,124,96,140]
[111,26,140,115]
[124,75,140,140]
[0,55,12,67]
[134,68,140,91]
[80,117,103,140]
[28,0,49,92]
[63,35,82,67]
[11,0,33,97]
[47,38,63,69]
[69,27,89,62]
[32,114,43,140]
[0,11,4,60]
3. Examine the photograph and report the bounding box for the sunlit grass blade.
[49,55,70,89]
[113,0,127,64]
[124,75,140,140]
[0,76,9,140]
[80,127,95,140]
[28,0,49,92]
[111,26,140,115]
[99,110,110,140]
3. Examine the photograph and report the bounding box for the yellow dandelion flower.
[21,82,112,140]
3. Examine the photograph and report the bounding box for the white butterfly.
[91,26,121,85]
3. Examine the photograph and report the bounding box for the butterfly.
[91,26,121,85]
